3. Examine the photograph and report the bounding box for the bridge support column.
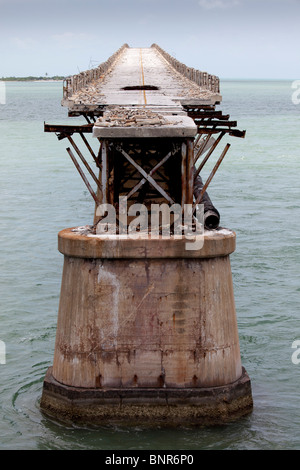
[40,227,253,426]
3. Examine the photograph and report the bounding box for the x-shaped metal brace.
[115,144,176,205]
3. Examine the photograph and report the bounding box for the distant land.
[1,76,65,81]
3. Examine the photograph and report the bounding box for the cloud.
[198,0,240,9]
[11,37,36,50]
[52,32,94,50]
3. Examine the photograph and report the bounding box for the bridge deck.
[62,46,222,117]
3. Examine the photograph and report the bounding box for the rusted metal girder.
[194,131,226,178]
[66,147,101,206]
[193,143,231,209]
[126,149,173,200]
[44,122,93,139]
[197,128,246,137]
[66,135,102,192]
[195,119,237,128]
[116,144,176,205]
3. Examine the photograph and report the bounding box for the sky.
[0,0,299,79]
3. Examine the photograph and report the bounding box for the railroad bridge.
[41,44,253,425]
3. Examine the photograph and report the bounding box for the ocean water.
[0,79,299,450]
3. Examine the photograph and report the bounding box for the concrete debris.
[95,107,173,127]
[71,225,94,235]
[70,80,105,105]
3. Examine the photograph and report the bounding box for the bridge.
[41,44,253,426]
[45,44,244,231]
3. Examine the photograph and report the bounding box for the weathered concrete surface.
[40,229,253,424]
[41,366,253,426]
[93,113,197,139]
[64,47,221,112]
[58,226,236,259]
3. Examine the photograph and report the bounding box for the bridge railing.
[63,44,129,100]
[151,44,220,94]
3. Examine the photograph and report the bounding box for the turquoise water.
[0,80,299,450]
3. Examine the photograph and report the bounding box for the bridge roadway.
[47,45,243,140]
[63,46,221,118]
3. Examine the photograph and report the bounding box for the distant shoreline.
[0,77,65,82]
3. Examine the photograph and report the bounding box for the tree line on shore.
[0,76,65,81]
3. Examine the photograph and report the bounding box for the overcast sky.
[0,0,299,79]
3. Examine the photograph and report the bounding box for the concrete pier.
[40,228,252,425]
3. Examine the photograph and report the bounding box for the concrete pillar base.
[41,366,253,426]
[40,227,253,426]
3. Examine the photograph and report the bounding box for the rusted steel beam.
[66,147,101,206]
[229,129,246,138]
[68,109,105,118]
[44,123,93,136]
[100,141,109,204]
[196,119,237,127]
[194,133,202,147]
[108,146,115,206]
[194,132,213,162]
[186,139,194,205]
[83,115,92,124]
[67,136,102,192]
[197,128,246,137]
[191,112,230,120]
[116,145,175,205]
[126,150,173,199]
[183,105,215,111]
[181,142,187,207]
[79,132,99,165]
[194,131,226,178]
[193,143,231,209]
